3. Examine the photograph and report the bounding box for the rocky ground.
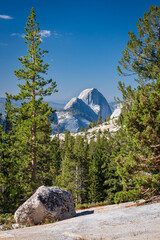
[0,200,160,240]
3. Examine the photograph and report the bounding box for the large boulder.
[14,186,76,225]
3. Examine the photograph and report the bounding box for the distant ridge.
[0,97,64,116]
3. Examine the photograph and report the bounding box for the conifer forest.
[0,6,160,214]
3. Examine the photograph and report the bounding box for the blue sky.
[0,0,160,103]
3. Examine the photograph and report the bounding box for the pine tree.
[59,134,89,205]
[100,133,122,203]
[4,7,57,199]
[123,82,160,198]
[73,135,89,204]
[88,134,106,203]
[118,5,160,83]
[97,114,102,124]
[0,98,20,211]
[59,134,77,201]
[0,111,3,208]
[116,5,160,200]
[49,137,62,185]
[0,111,3,158]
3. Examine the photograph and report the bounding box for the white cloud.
[11,33,25,38]
[0,15,13,19]
[53,31,62,38]
[11,30,52,41]
[40,30,51,38]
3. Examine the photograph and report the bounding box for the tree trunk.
[31,29,37,183]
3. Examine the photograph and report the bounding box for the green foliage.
[0,213,15,230]
[114,189,141,204]
[123,82,160,198]
[59,134,89,204]
[88,137,106,202]
[56,129,122,206]
[75,200,109,210]
[87,132,122,204]
[116,5,160,201]
[105,114,111,122]
[4,5,160,214]
[118,5,160,82]
[0,8,59,212]
[80,127,84,132]
[97,114,102,124]
[88,115,103,129]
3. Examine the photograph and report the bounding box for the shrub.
[0,213,15,230]
[114,190,141,204]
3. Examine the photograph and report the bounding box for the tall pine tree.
[116,5,160,200]
[4,7,57,202]
[118,5,160,83]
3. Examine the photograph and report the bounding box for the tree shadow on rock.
[76,210,94,217]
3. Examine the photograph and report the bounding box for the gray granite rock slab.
[1,201,160,239]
